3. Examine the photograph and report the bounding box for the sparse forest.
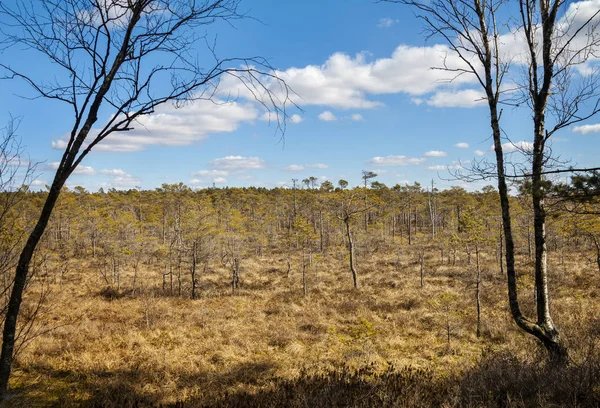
[0,180,600,406]
[0,0,600,406]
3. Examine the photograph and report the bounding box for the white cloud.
[474,150,487,156]
[100,169,128,177]
[31,180,46,186]
[51,140,68,150]
[192,169,229,177]
[424,150,447,157]
[261,112,303,124]
[48,162,97,175]
[189,179,202,185]
[573,123,600,134]
[351,113,364,121]
[428,164,461,171]
[367,155,426,166]
[219,44,478,110]
[53,99,259,153]
[309,163,328,169]
[210,156,266,172]
[285,164,305,171]
[99,168,140,189]
[455,142,470,148]
[377,17,399,28]
[213,177,227,184]
[426,89,486,108]
[499,141,534,153]
[318,111,337,121]
[427,165,449,171]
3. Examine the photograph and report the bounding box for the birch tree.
[387,0,600,361]
[0,0,290,396]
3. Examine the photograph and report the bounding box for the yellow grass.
[7,244,600,406]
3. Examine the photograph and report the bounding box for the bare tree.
[0,0,291,396]
[387,0,600,361]
[0,118,37,314]
[333,192,373,289]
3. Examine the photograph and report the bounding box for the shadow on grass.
[7,360,277,408]
[7,349,600,407]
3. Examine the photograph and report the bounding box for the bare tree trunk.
[231,257,240,295]
[302,251,308,296]
[527,224,532,261]
[0,173,67,395]
[476,245,481,338]
[191,241,197,300]
[319,209,324,252]
[408,208,412,245]
[345,217,359,289]
[466,244,472,265]
[419,251,424,288]
[429,179,436,239]
[499,226,505,275]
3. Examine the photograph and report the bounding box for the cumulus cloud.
[290,114,303,124]
[318,111,337,121]
[474,150,487,156]
[424,150,447,157]
[573,123,600,134]
[351,113,364,121]
[52,99,259,153]
[285,164,305,171]
[219,44,478,110]
[213,177,227,184]
[455,142,470,148]
[309,163,328,169]
[210,156,266,172]
[367,155,426,166]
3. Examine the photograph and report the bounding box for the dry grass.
[5,243,600,407]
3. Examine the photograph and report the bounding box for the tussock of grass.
[6,246,600,407]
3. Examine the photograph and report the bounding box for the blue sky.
[0,0,599,192]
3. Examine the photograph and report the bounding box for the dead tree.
[334,192,374,290]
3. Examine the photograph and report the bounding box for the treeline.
[2,181,597,301]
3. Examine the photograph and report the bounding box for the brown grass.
[5,243,600,407]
